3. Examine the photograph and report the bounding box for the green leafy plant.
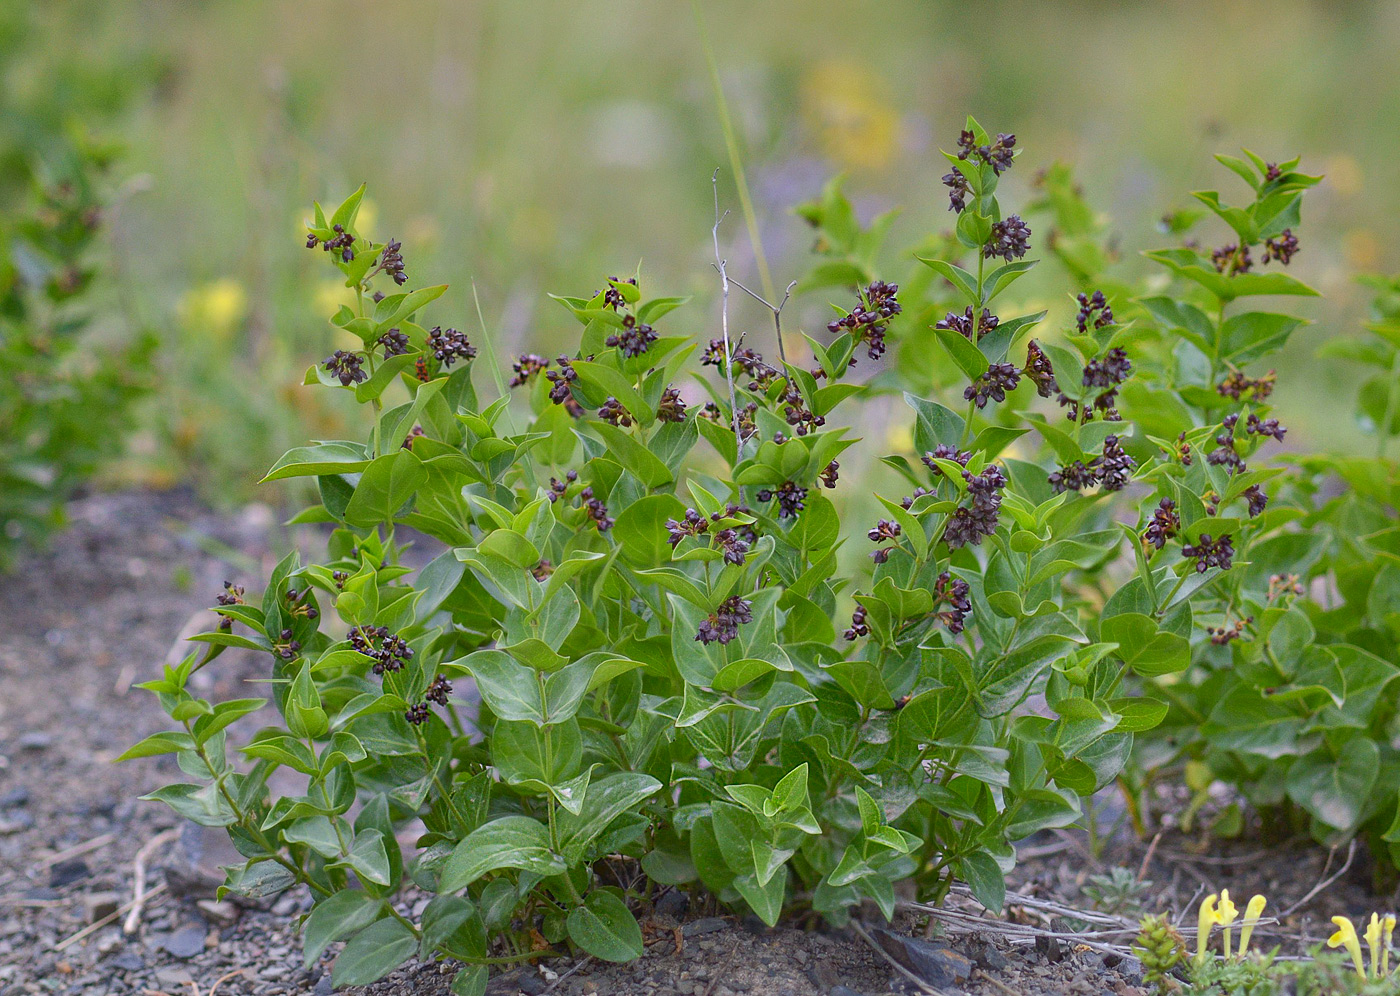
[1131,260,1400,863]
[125,121,1331,990]
[0,0,159,566]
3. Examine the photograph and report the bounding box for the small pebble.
[160,925,206,960]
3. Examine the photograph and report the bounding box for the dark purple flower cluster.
[1210,243,1253,275]
[273,627,302,661]
[532,559,554,581]
[1076,291,1114,333]
[983,216,1031,262]
[1246,413,1287,442]
[819,460,840,489]
[868,519,901,564]
[405,703,431,725]
[426,327,476,367]
[1216,370,1275,401]
[958,130,1016,172]
[696,596,753,646]
[402,425,424,450]
[757,480,808,519]
[606,315,659,358]
[1082,347,1132,391]
[510,353,551,388]
[546,469,579,502]
[1262,229,1299,266]
[657,385,687,423]
[964,362,1020,408]
[599,276,638,311]
[1182,533,1234,573]
[782,387,825,436]
[425,674,453,705]
[324,349,366,386]
[933,571,971,634]
[576,487,613,532]
[666,508,709,547]
[1244,484,1269,517]
[843,603,870,641]
[936,306,999,342]
[827,281,901,363]
[1208,414,1245,474]
[216,581,245,607]
[1048,460,1097,494]
[377,329,410,357]
[701,341,781,391]
[598,397,633,427]
[350,625,415,675]
[375,238,407,285]
[1097,435,1136,492]
[546,356,579,406]
[1061,347,1131,421]
[945,466,1007,548]
[1023,340,1058,398]
[307,223,355,262]
[1142,498,1180,550]
[922,444,971,475]
[1049,435,1135,493]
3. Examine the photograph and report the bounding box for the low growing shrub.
[126,120,1342,990]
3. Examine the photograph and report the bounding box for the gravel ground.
[10,488,1372,995]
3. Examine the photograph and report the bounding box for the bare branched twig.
[711,170,742,450]
[1278,839,1356,918]
[723,274,797,364]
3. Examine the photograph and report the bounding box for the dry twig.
[37,832,115,869]
[125,827,181,934]
[848,920,946,996]
[54,882,167,951]
[1278,839,1356,918]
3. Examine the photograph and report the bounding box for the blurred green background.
[23,0,1400,500]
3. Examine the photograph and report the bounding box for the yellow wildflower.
[1238,895,1266,956]
[1384,914,1395,976]
[1216,890,1239,958]
[1328,916,1366,980]
[1196,893,1218,962]
[1366,913,1383,979]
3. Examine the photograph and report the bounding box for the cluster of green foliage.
[0,0,160,566]
[123,118,1391,992]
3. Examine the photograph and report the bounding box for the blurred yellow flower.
[802,61,900,171]
[1325,154,1363,197]
[356,198,378,235]
[1328,916,1366,980]
[176,279,247,341]
[313,279,356,319]
[886,424,913,453]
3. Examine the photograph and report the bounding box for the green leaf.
[1286,740,1379,833]
[117,732,196,761]
[915,256,978,306]
[343,451,427,527]
[566,890,644,962]
[439,816,565,893]
[302,890,383,968]
[332,917,417,987]
[1101,613,1190,677]
[614,494,687,566]
[934,327,990,381]
[557,772,662,864]
[959,851,1006,912]
[261,443,372,483]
